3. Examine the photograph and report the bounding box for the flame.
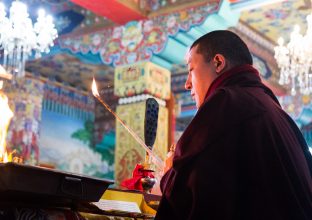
[3,152,8,163]
[0,91,14,163]
[92,77,100,97]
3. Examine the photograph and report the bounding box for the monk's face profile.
[185,45,218,108]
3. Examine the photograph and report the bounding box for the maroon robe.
[155,65,312,220]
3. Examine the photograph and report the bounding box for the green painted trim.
[151,55,173,70]
[218,0,240,26]
[175,32,195,46]
[158,37,188,64]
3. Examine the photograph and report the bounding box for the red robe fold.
[155,65,312,220]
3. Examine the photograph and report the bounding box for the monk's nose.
[185,74,192,90]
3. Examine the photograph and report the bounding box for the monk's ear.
[213,54,226,74]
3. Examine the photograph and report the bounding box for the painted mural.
[58,1,220,66]
[39,110,113,178]
[240,0,311,43]
[5,77,44,165]
[39,82,114,180]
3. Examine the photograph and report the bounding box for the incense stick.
[92,86,164,170]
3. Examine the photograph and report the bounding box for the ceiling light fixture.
[0,1,58,78]
[274,13,312,96]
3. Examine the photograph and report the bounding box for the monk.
[155,30,312,220]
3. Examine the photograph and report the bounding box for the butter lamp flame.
[0,91,14,163]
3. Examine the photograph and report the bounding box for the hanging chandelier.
[274,13,312,96]
[0,1,58,78]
